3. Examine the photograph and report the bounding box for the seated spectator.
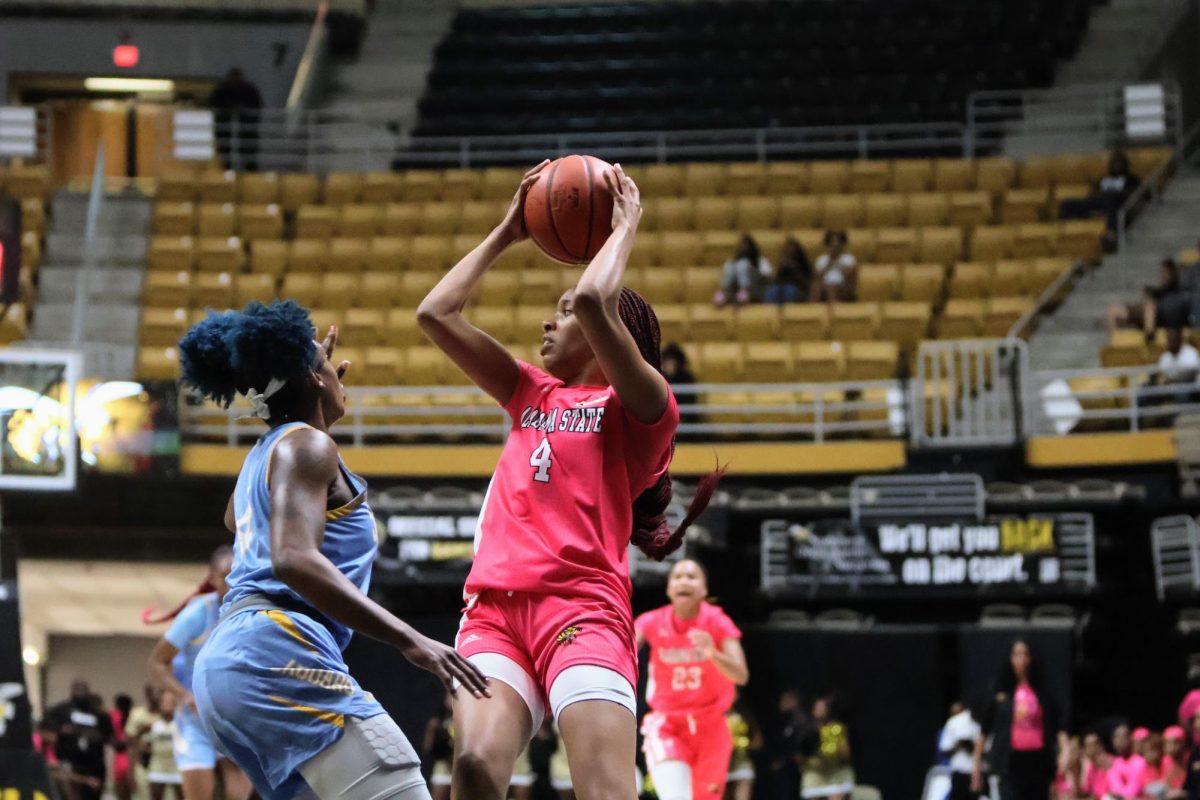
[1056,736,1084,800]
[1163,727,1187,794]
[766,237,814,304]
[1083,731,1111,799]
[813,230,857,304]
[715,234,772,307]
[661,342,696,387]
[1142,733,1171,800]
[802,696,854,800]
[1108,724,1148,800]
[938,702,981,800]
[1059,150,1141,237]
[1108,260,1181,333]
[1155,329,1200,384]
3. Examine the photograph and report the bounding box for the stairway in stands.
[23,190,150,378]
[1029,164,1200,371]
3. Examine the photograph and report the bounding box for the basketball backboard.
[0,348,81,491]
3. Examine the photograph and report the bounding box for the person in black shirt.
[766,689,817,800]
[41,680,114,800]
[1108,259,1181,332]
[210,68,264,171]
[1059,150,1141,235]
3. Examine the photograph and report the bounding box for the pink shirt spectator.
[1178,690,1200,732]
[1011,682,1045,751]
[1084,762,1109,798]
[1107,754,1148,799]
[1162,756,1186,791]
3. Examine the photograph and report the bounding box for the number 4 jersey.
[464,360,680,610]
[636,602,742,715]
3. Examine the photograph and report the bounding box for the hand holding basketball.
[605,164,642,233]
[522,154,616,264]
[496,160,551,245]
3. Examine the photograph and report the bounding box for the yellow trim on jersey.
[260,610,318,652]
[266,695,345,728]
[326,490,366,521]
[263,424,309,488]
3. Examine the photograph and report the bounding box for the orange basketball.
[522,155,615,265]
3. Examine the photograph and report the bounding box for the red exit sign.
[113,44,139,68]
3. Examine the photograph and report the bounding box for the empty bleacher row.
[417,0,1091,136]
[0,162,53,344]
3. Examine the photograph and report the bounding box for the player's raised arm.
[571,166,669,424]
[417,161,549,405]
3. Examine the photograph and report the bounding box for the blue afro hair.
[178,301,318,408]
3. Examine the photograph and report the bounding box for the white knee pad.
[465,652,546,729]
[548,665,636,721]
[298,714,429,800]
[649,760,693,800]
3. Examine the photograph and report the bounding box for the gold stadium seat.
[384,309,424,346]
[829,303,879,341]
[736,305,779,340]
[743,342,794,382]
[451,234,481,263]
[822,195,864,229]
[657,231,703,267]
[684,163,726,197]
[296,205,338,239]
[971,226,1015,261]
[153,202,195,236]
[281,273,321,307]
[1049,154,1103,186]
[19,198,45,234]
[363,237,407,273]
[736,196,778,231]
[280,174,320,212]
[750,230,787,260]
[649,197,693,231]
[361,172,403,203]
[698,342,743,383]
[137,346,180,381]
[338,205,382,238]
[856,264,900,302]
[726,163,767,195]
[460,201,503,235]
[766,162,808,195]
[1129,147,1173,180]
[399,272,440,306]
[849,161,890,193]
[143,270,192,307]
[845,228,877,262]
[358,272,401,308]
[323,173,364,205]
[513,305,547,339]
[288,239,329,273]
[985,297,1033,337]
[381,203,421,236]
[341,308,384,345]
[796,342,845,383]
[641,165,686,198]
[234,273,276,306]
[991,260,1030,297]
[359,347,402,385]
[196,237,245,273]
[865,194,906,227]
[421,202,461,235]
[239,204,283,241]
[654,304,689,343]
[1018,156,1055,189]
[948,191,993,227]
[409,236,455,270]
[875,228,916,263]
[693,196,736,230]
[907,193,950,226]
[701,232,741,267]
[918,228,964,264]
[900,264,944,302]
[975,157,1016,194]
[933,159,974,192]
[140,307,189,346]
[399,171,440,203]
[1001,189,1049,223]
[149,236,195,271]
[1053,183,1091,208]
[198,171,237,203]
[846,341,899,380]
[1030,258,1073,295]
[480,168,524,201]
[20,233,41,272]
[320,273,359,308]
[793,229,826,258]
[468,306,517,343]
[520,270,560,306]
[627,231,660,269]
[640,267,685,304]
[779,196,823,229]
[441,169,481,201]
[949,262,991,298]
[780,303,828,340]
[478,271,520,305]
[1057,219,1106,262]
[690,305,735,342]
[156,171,198,202]
[248,241,285,278]
[879,302,930,346]
[239,172,279,204]
[1012,223,1057,258]
[939,299,985,338]
[329,238,371,273]
[1101,329,1156,368]
[809,162,850,194]
[193,272,234,308]
[196,203,237,237]
[891,160,933,192]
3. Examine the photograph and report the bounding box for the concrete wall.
[41,634,156,719]
[0,17,312,105]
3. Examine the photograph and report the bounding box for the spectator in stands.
[1107,724,1148,800]
[802,696,854,800]
[662,342,696,387]
[1108,259,1181,333]
[765,237,814,305]
[110,694,134,800]
[767,690,816,800]
[210,68,263,171]
[1083,731,1112,799]
[40,680,115,800]
[715,234,772,307]
[727,696,763,800]
[974,639,1063,800]
[1153,329,1200,391]
[813,231,857,304]
[1141,732,1181,800]
[1163,727,1188,794]
[1058,150,1140,239]
[939,702,981,800]
[1055,735,1084,800]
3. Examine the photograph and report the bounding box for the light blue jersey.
[165,593,221,770]
[193,422,385,800]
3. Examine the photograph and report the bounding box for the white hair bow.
[238,377,287,420]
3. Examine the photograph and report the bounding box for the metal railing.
[910,339,1029,448]
[1007,259,1087,341]
[1027,364,1200,435]
[1151,515,1200,600]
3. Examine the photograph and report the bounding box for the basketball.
[523,154,616,265]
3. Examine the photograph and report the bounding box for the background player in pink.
[636,559,748,800]
[417,162,721,800]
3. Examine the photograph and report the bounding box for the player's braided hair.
[142,545,234,624]
[617,288,724,561]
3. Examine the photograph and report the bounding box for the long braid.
[141,544,233,624]
[617,288,725,561]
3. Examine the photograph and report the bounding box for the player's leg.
[689,716,734,800]
[642,712,692,800]
[216,759,252,800]
[451,655,538,800]
[297,714,429,800]
[178,770,214,800]
[175,704,219,800]
[553,666,640,800]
